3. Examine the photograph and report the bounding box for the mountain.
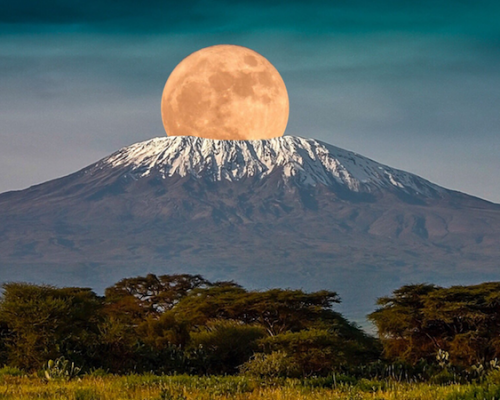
[1,135,499,325]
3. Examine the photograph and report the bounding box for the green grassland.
[3,373,500,400]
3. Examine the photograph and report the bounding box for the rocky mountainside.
[1,136,499,324]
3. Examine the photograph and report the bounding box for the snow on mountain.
[101,135,444,197]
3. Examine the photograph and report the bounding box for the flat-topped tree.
[104,273,212,321]
[369,282,500,366]
[172,286,342,336]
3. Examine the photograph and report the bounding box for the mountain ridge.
[102,136,446,196]
[0,135,499,326]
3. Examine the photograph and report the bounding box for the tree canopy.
[5,275,499,375]
[0,274,375,375]
[0,283,102,369]
[369,282,500,366]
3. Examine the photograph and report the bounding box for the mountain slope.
[1,136,499,324]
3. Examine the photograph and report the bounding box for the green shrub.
[86,367,109,377]
[0,365,24,376]
[188,320,266,374]
[355,378,386,392]
[260,328,367,376]
[239,351,300,378]
[430,369,457,385]
[486,369,500,384]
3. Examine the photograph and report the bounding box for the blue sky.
[1,0,499,202]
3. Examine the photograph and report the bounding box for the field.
[2,374,500,400]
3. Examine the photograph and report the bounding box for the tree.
[137,311,191,349]
[0,283,102,370]
[368,284,438,363]
[173,286,342,336]
[422,282,500,365]
[369,282,500,366]
[104,274,212,322]
[93,316,139,372]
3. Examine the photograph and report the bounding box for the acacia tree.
[368,284,438,363]
[422,282,500,365]
[99,274,214,370]
[0,275,381,374]
[369,282,500,366]
[104,274,212,322]
[170,284,379,375]
[172,286,342,335]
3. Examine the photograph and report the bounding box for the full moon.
[161,45,289,140]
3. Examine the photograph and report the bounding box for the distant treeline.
[1,275,500,377]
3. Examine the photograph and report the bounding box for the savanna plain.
[4,373,500,400]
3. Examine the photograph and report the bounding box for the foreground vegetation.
[4,373,500,400]
[0,274,378,375]
[3,274,500,398]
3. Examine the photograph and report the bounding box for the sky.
[1,0,499,202]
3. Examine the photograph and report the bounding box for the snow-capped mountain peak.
[101,135,444,197]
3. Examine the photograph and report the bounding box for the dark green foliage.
[0,365,24,377]
[369,282,500,366]
[104,274,211,321]
[0,283,102,370]
[258,328,379,376]
[239,351,300,378]
[172,285,341,335]
[92,316,139,372]
[188,320,266,374]
[369,284,438,363]
[4,275,500,381]
[0,274,376,375]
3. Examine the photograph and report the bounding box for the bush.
[259,328,372,376]
[430,369,457,385]
[0,365,24,377]
[486,369,500,384]
[239,351,300,378]
[188,320,266,374]
[85,367,109,377]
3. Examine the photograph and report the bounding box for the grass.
[1,374,500,400]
